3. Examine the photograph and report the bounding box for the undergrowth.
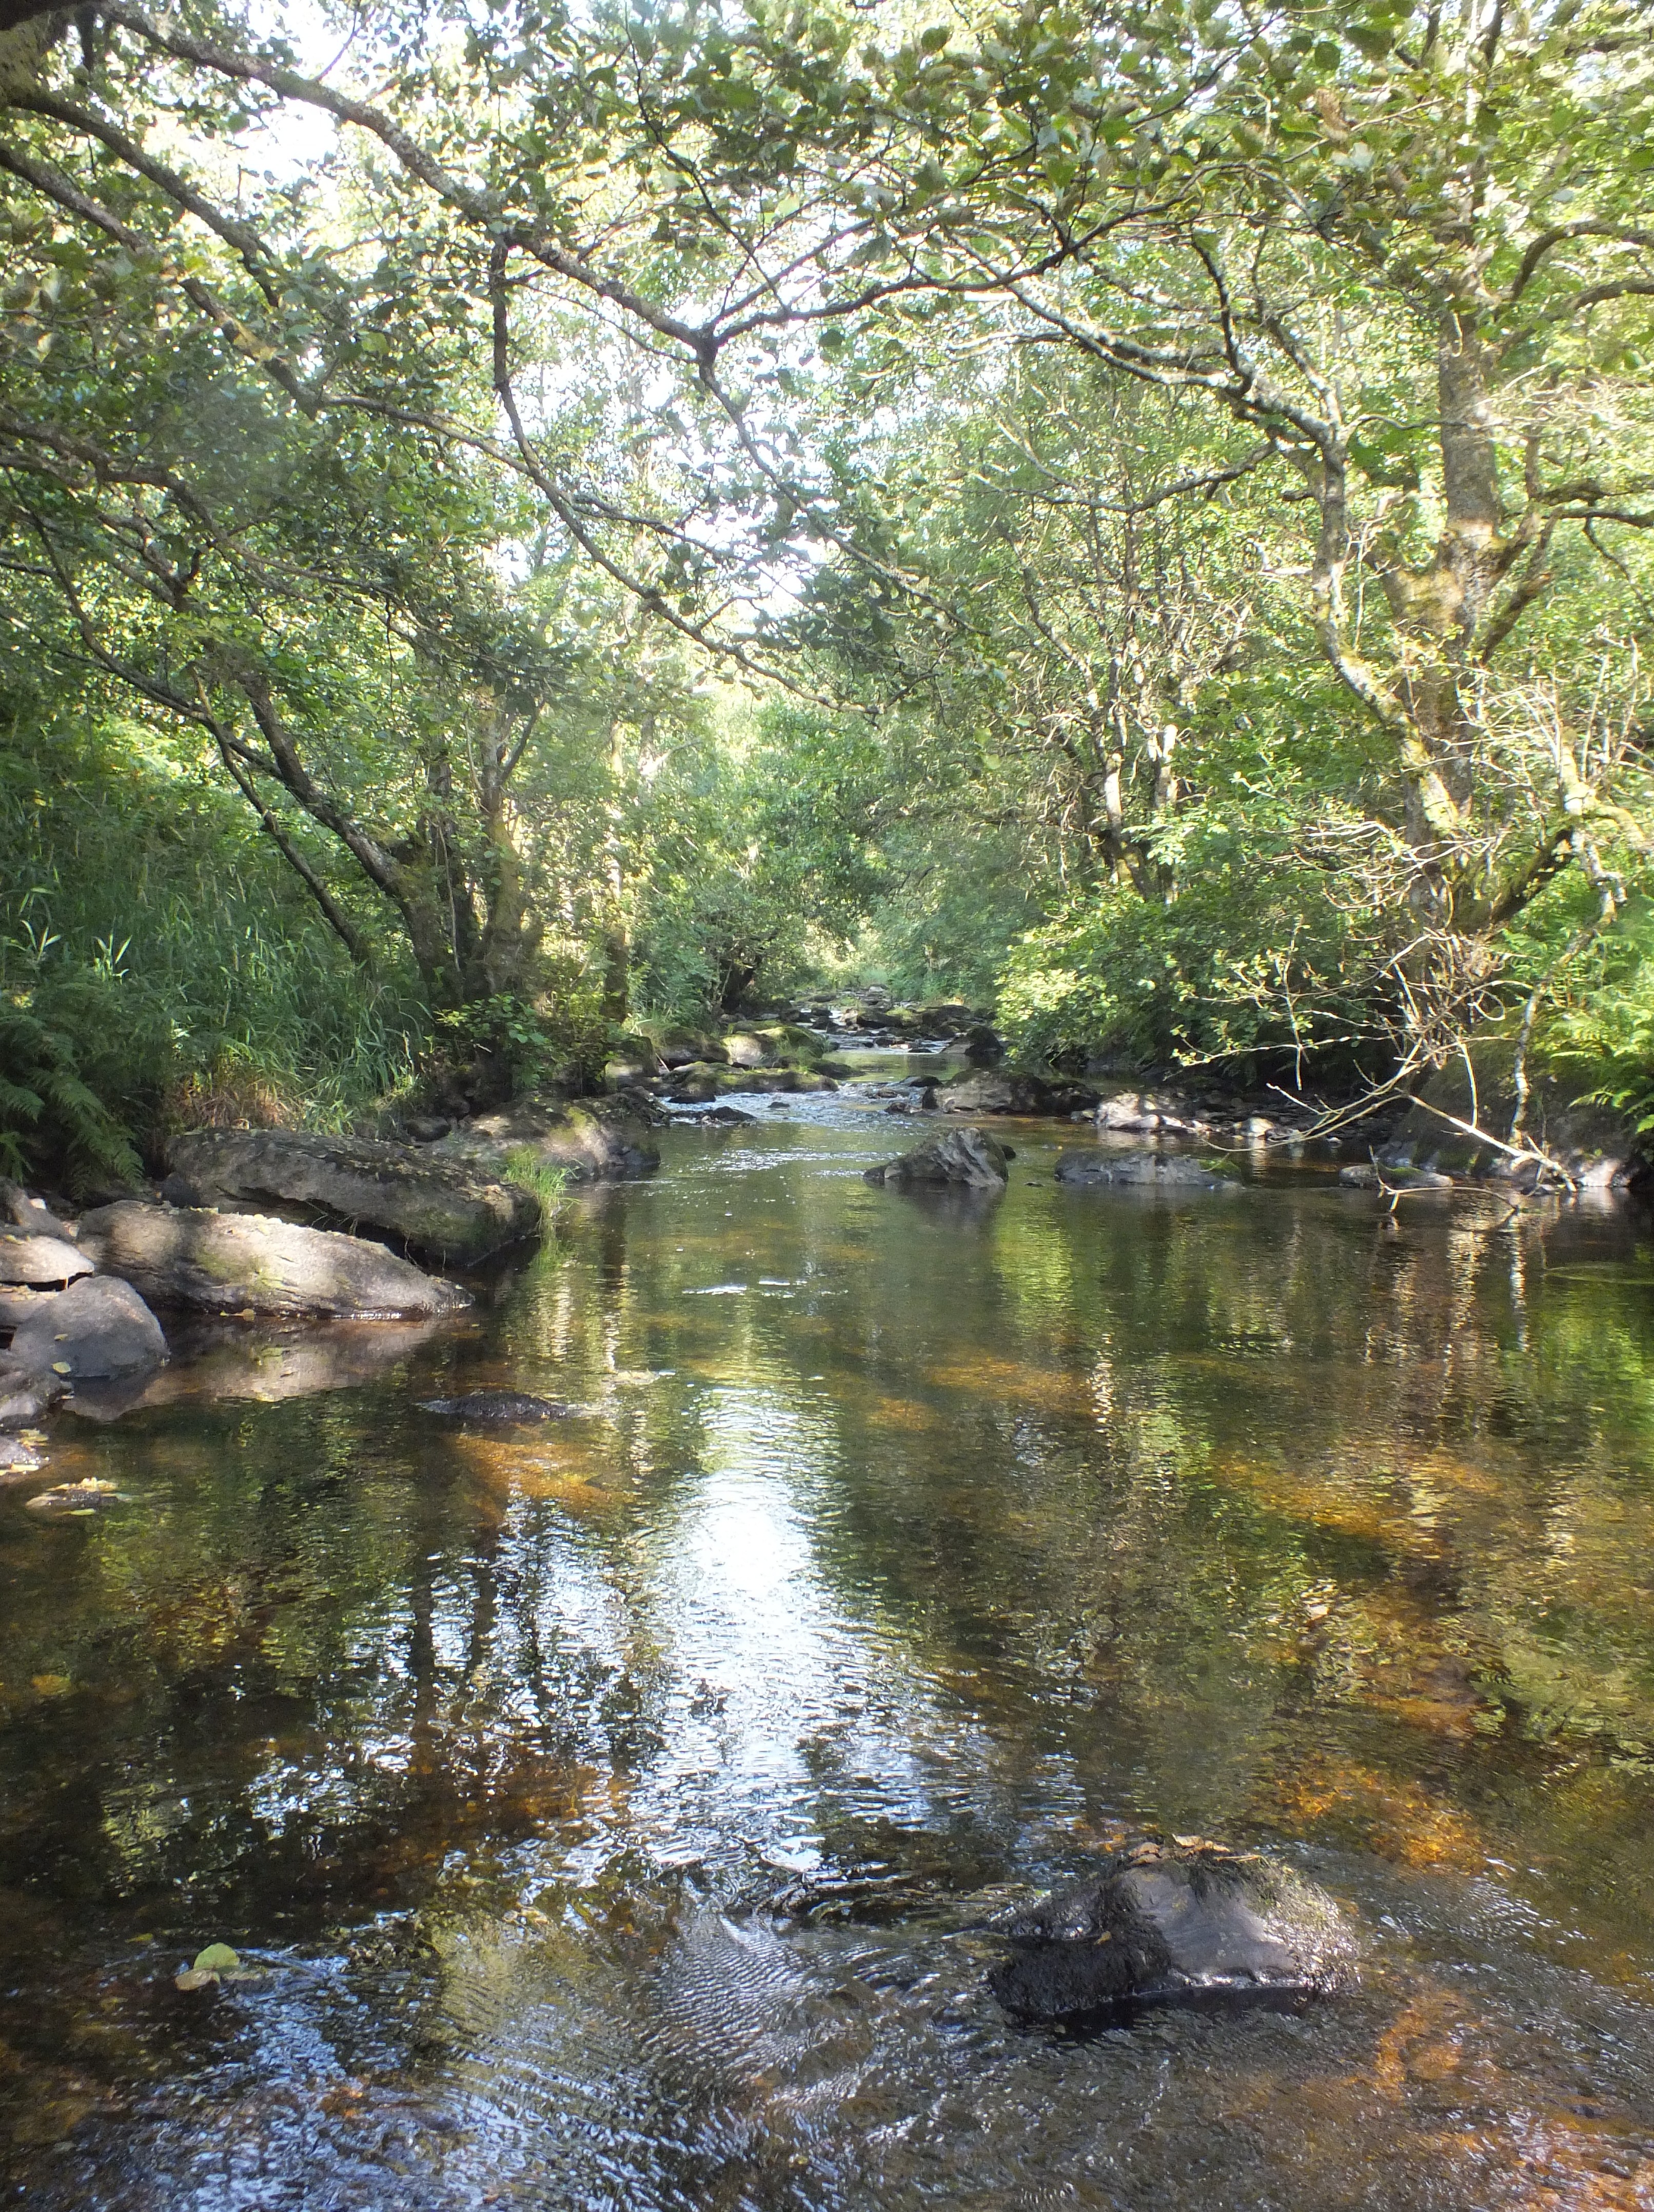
[0,701,421,1189]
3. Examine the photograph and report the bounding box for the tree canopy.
[2,0,1652,1170]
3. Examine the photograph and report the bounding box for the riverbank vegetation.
[2,0,1651,1181]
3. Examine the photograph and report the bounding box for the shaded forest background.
[2,0,1652,1186]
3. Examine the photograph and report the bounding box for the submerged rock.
[0,1229,92,1287]
[865,1127,1010,1190]
[419,1390,577,1422]
[1055,1151,1238,1190]
[8,1274,169,1379]
[71,1315,449,1419]
[991,1840,1355,2023]
[1,1429,47,1477]
[75,1203,471,1319]
[167,1127,539,1263]
[25,1477,124,1516]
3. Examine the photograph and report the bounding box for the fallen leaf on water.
[30,1673,71,1696]
[193,1943,240,1972]
[173,1968,218,1992]
[50,1362,71,1375]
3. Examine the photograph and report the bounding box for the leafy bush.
[997,818,1373,1078]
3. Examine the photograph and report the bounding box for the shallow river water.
[5,1083,1654,2209]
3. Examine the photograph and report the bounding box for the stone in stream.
[937,1069,1060,1115]
[1339,1161,1454,1191]
[0,1228,93,1287]
[1055,1150,1238,1190]
[25,1477,124,1516]
[0,1348,67,1426]
[419,1390,578,1422]
[166,1127,539,1263]
[8,1274,169,1379]
[1095,1092,1214,1138]
[991,1840,1355,2023]
[74,1203,471,1319]
[864,1127,1010,1190]
[1,1433,46,1478]
[432,1096,660,1183]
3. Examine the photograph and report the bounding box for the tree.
[647,0,1654,1072]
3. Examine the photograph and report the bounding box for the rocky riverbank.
[0,1087,676,1486]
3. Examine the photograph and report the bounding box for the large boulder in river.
[75,1203,471,1319]
[1056,1150,1237,1190]
[604,1033,664,1085]
[991,1839,1355,2023]
[865,1127,1010,1189]
[0,1228,92,1287]
[166,1128,538,1263]
[432,1096,659,1182]
[8,1273,168,1379]
[939,1069,1090,1115]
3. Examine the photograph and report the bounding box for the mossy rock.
[647,1025,727,1068]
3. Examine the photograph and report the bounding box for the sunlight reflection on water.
[4,1105,1654,2207]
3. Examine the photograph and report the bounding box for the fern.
[0,999,142,1195]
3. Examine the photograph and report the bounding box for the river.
[3,1082,1653,2208]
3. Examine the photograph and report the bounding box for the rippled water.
[5,1084,1654,2208]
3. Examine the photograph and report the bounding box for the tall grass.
[0,701,421,1184]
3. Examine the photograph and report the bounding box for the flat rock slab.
[866,1128,1010,1189]
[1056,1151,1238,1190]
[419,1390,577,1422]
[991,1841,1355,2023]
[0,1230,92,1287]
[75,1203,471,1320]
[167,1128,539,1265]
[9,1274,169,1380]
[434,1098,659,1182]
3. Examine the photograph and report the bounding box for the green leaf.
[193,1943,241,1972]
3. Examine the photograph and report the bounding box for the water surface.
[4,1096,1654,2208]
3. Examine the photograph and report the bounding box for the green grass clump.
[501,1146,571,1220]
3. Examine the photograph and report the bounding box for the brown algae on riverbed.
[4,1107,1654,2208]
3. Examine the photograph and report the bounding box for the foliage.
[0,688,420,1175]
[1535,899,1654,1133]
[500,1146,572,1221]
[998,815,1375,1078]
[632,700,888,1017]
[1,0,1652,1117]
[0,990,142,1194]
